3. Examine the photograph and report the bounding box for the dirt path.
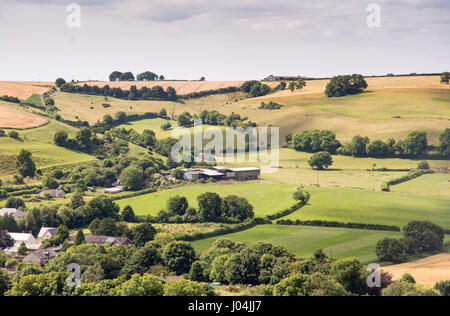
[383,254,450,285]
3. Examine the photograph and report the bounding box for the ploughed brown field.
[383,254,450,286]
[0,81,53,99]
[0,105,48,129]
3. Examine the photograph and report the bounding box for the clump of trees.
[241,81,272,98]
[157,192,255,223]
[441,72,449,84]
[288,79,306,92]
[376,221,445,262]
[60,83,177,101]
[259,101,283,110]
[439,129,450,158]
[292,129,341,154]
[176,110,254,129]
[325,74,368,97]
[292,129,437,159]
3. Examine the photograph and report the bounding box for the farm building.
[183,166,260,181]
[263,75,305,81]
[39,190,66,199]
[4,233,41,254]
[0,208,26,219]
[231,168,261,180]
[23,247,60,267]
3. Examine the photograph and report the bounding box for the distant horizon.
[0,72,445,83]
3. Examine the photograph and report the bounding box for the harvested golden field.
[0,81,53,99]
[383,254,450,286]
[0,104,48,129]
[78,80,278,95]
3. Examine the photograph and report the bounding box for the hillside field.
[390,173,450,197]
[280,186,450,229]
[0,119,97,175]
[192,224,405,263]
[0,81,53,99]
[116,183,297,217]
[0,102,48,129]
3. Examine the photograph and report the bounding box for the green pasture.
[116,183,297,217]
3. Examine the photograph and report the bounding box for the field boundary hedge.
[382,169,434,191]
[266,202,304,221]
[276,219,401,232]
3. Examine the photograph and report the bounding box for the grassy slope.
[280,186,450,229]
[192,224,404,263]
[53,92,246,125]
[266,89,450,120]
[390,173,450,197]
[223,148,450,190]
[116,183,296,217]
[0,120,97,174]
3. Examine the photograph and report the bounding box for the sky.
[0,0,448,81]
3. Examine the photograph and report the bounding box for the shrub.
[434,280,450,296]
[376,238,407,262]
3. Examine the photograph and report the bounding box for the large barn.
[183,166,260,181]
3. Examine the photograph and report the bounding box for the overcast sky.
[0,0,448,81]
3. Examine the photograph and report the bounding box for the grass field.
[280,186,450,229]
[118,118,177,139]
[24,94,43,107]
[390,173,450,197]
[116,183,297,217]
[0,119,97,175]
[263,89,450,120]
[224,148,450,190]
[192,224,404,263]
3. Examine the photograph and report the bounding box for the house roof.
[38,227,58,238]
[27,248,59,260]
[200,170,224,177]
[230,168,260,172]
[8,233,35,242]
[0,208,26,217]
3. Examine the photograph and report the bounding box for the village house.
[4,233,41,254]
[37,227,58,242]
[39,189,66,199]
[0,208,26,219]
[68,235,132,246]
[23,247,60,267]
